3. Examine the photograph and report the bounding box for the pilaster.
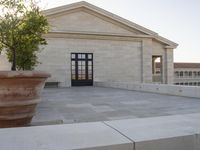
[165,48,174,84]
[142,39,152,83]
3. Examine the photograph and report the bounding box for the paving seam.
[102,121,135,150]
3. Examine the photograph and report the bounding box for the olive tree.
[0,0,49,70]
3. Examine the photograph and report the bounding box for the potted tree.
[0,0,50,127]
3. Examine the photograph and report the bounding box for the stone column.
[141,39,152,83]
[165,47,174,84]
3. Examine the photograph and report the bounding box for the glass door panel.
[71,53,93,86]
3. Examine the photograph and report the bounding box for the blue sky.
[40,0,200,62]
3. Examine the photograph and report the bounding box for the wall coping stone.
[1,113,200,149]
[94,81,200,98]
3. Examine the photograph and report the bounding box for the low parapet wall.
[1,113,200,150]
[95,81,200,98]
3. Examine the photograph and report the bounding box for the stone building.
[174,63,200,86]
[0,1,178,87]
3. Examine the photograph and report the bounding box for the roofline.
[42,1,178,48]
[174,62,200,64]
[174,62,200,69]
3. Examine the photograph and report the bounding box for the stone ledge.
[1,113,200,150]
[106,113,200,150]
[0,122,132,150]
[94,81,200,98]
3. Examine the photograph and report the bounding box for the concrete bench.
[45,82,59,88]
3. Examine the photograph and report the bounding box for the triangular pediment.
[46,8,145,36]
[43,1,178,48]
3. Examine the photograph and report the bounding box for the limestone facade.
[0,1,178,87]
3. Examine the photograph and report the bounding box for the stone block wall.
[36,38,142,87]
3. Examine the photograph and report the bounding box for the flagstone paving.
[32,87,200,126]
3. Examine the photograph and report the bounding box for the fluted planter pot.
[0,71,50,128]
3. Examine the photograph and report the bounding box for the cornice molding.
[43,31,146,42]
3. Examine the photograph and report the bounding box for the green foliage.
[0,0,49,70]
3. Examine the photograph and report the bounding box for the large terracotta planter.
[0,71,50,128]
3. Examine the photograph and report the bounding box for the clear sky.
[40,0,200,63]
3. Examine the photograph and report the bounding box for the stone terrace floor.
[32,87,200,126]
